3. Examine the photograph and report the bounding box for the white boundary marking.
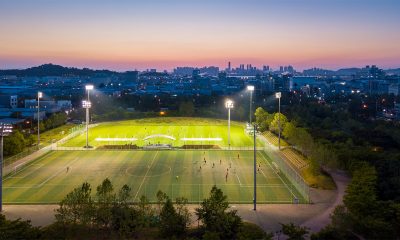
[125,165,171,177]
[37,157,80,187]
[181,137,222,141]
[260,152,297,199]
[4,164,44,181]
[95,137,137,142]
[3,157,80,189]
[133,151,159,201]
[235,174,242,186]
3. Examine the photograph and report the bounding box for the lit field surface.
[3,150,304,204]
[62,117,263,148]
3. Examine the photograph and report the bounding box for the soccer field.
[3,150,304,204]
[62,118,263,148]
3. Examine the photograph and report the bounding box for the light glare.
[225,99,234,109]
[247,85,255,91]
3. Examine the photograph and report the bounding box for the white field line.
[37,157,80,187]
[4,164,44,181]
[3,185,38,189]
[4,157,80,189]
[148,183,289,187]
[235,173,242,186]
[260,153,297,199]
[238,185,289,188]
[133,151,159,202]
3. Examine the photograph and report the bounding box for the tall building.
[192,69,201,79]
[228,62,231,71]
[263,65,270,72]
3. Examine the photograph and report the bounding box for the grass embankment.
[263,131,336,190]
[4,124,75,166]
[39,124,75,146]
[301,167,336,190]
[262,131,289,147]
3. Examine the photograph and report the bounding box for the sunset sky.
[1,0,399,71]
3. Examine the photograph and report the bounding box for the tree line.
[3,112,67,157]
[51,179,271,239]
[272,95,400,239]
[254,107,335,175]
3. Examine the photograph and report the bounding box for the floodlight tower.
[37,91,42,146]
[275,92,282,150]
[82,100,92,148]
[247,85,254,124]
[84,85,94,148]
[225,100,234,149]
[0,123,13,212]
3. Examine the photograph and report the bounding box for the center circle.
[125,163,171,177]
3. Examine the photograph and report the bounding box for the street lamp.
[247,85,255,124]
[37,91,42,147]
[253,123,257,211]
[225,99,234,149]
[82,100,92,148]
[0,123,12,212]
[275,92,282,150]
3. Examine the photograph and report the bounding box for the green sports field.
[3,150,304,204]
[62,118,263,148]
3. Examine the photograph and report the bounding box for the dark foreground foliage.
[2,179,274,239]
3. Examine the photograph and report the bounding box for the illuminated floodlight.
[247,85,255,91]
[225,99,234,109]
[82,100,92,108]
[38,91,43,98]
[275,92,281,99]
[0,123,13,136]
[85,84,94,90]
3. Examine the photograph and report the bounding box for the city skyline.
[1,0,399,71]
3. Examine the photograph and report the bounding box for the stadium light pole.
[247,85,254,124]
[0,123,13,212]
[82,100,92,148]
[84,85,94,148]
[37,91,42,147]
[225,100,234,150]
[275,92,282,150]
[253,123,257,211]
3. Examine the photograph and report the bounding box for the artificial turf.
[62,117,263,148]
[3,150,304,204]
